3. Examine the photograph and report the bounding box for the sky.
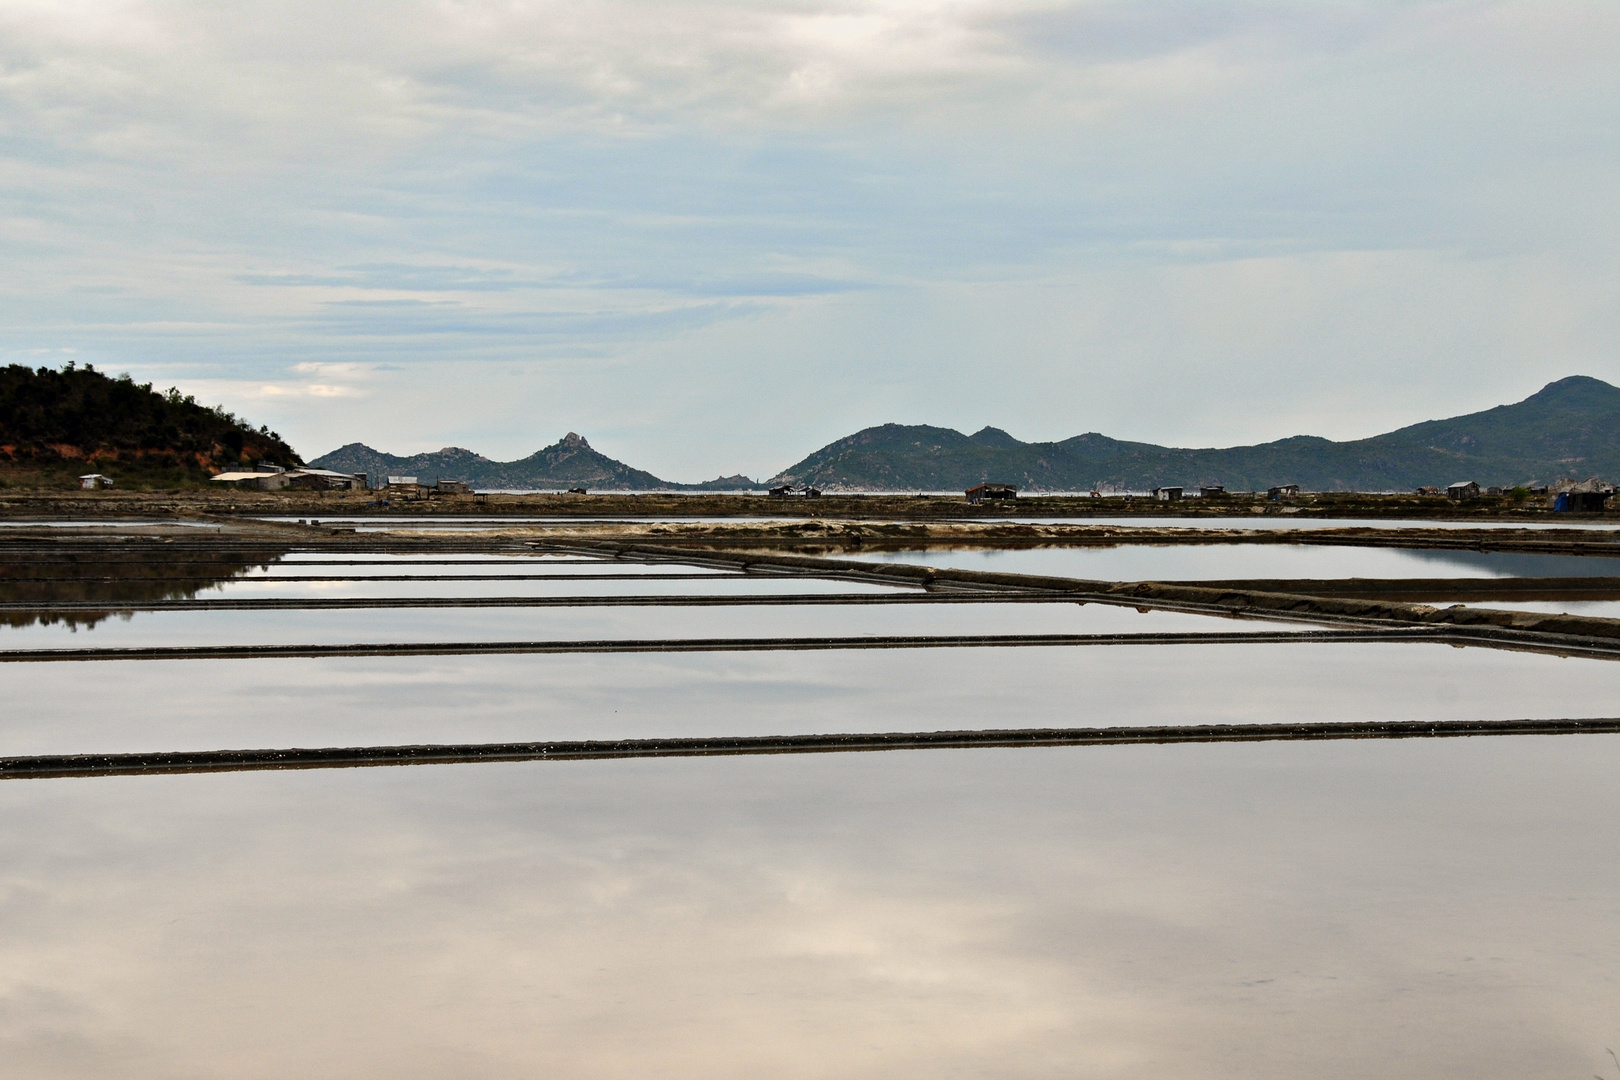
[1,1,1616,481]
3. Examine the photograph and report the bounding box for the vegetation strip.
[0,629,1442,663]
[7,718,1620,779]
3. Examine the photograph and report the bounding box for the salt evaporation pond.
[0,737,1615,1079]
[5,539,1620,1078]
[852,543,1620,580]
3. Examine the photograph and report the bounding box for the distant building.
[1199,484,1225,497]
[291,468,367,491]
[1446,480,1481,501]
[78,473,113,490]
[1152,486,1182,502]
[567,487,588,495]
[1554,491,1610,512]
[211,469,288,491]
[384,477,429,497]
[213,467,365,492]
[1551,478,1613,512]
[1268,484,1299,499]
[772,484,826,498]
[966,483,1018,504]
[1416,486,1441,496]
[1552,476,1616,495]
[435,480,472,494]
[1484,486,1504,496]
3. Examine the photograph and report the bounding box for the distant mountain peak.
[312,432,671,489]
[969,426,1018,446]
[1524,375,1620,406]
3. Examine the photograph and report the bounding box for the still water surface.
[854,544,1620,579]
[7,639,1620,755]
[1,738,1615,1079]
[0,600,1304,649]
[6,541,1620,1077]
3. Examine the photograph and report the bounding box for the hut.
[1446,481,1481,501]
[384,476,428,498]
[285,468,367,491]
[211,469,289,491]
[78,474,114,490]
[1268,484,1300,500]
[1553,481,1612,512]
[435,480,472,494]
[965,483,1018,504]
[1152,487,1182,502]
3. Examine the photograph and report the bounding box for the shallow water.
[853,544,1620,580]
[198,576,906,599]
[6,638,1620,755]
[1,739,1616,1080]
[0,596,1299,649]
[6,538,1620,1078]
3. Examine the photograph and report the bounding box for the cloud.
[0,1,1614,474]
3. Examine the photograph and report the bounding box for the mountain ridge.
[767,376,1620,491]
[310,376,1620,493]
[312,433,758,490]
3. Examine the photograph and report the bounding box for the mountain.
[0,362,301,483]
[311,432,749,490]
[767,377,1620,492]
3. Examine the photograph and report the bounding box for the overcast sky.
[2,1,1615,479]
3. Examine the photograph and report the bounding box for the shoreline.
[0,487,1605,523]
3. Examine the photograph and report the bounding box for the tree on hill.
[0,362,301,486]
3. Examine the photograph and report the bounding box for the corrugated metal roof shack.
[965,483,1017,504]
[212,468,367,492]
[1555,491,1612,512]
[1447,481,1481,500]
[1550,477,1615,512]
[384,477,429,498]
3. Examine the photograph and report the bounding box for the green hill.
[0,363,301,487]
[768,377,1620,492]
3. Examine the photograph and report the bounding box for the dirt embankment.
[8,514,1620,558]
[420,518,1620,558]
[0,486,1603,522]
[556,541,1620,657]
